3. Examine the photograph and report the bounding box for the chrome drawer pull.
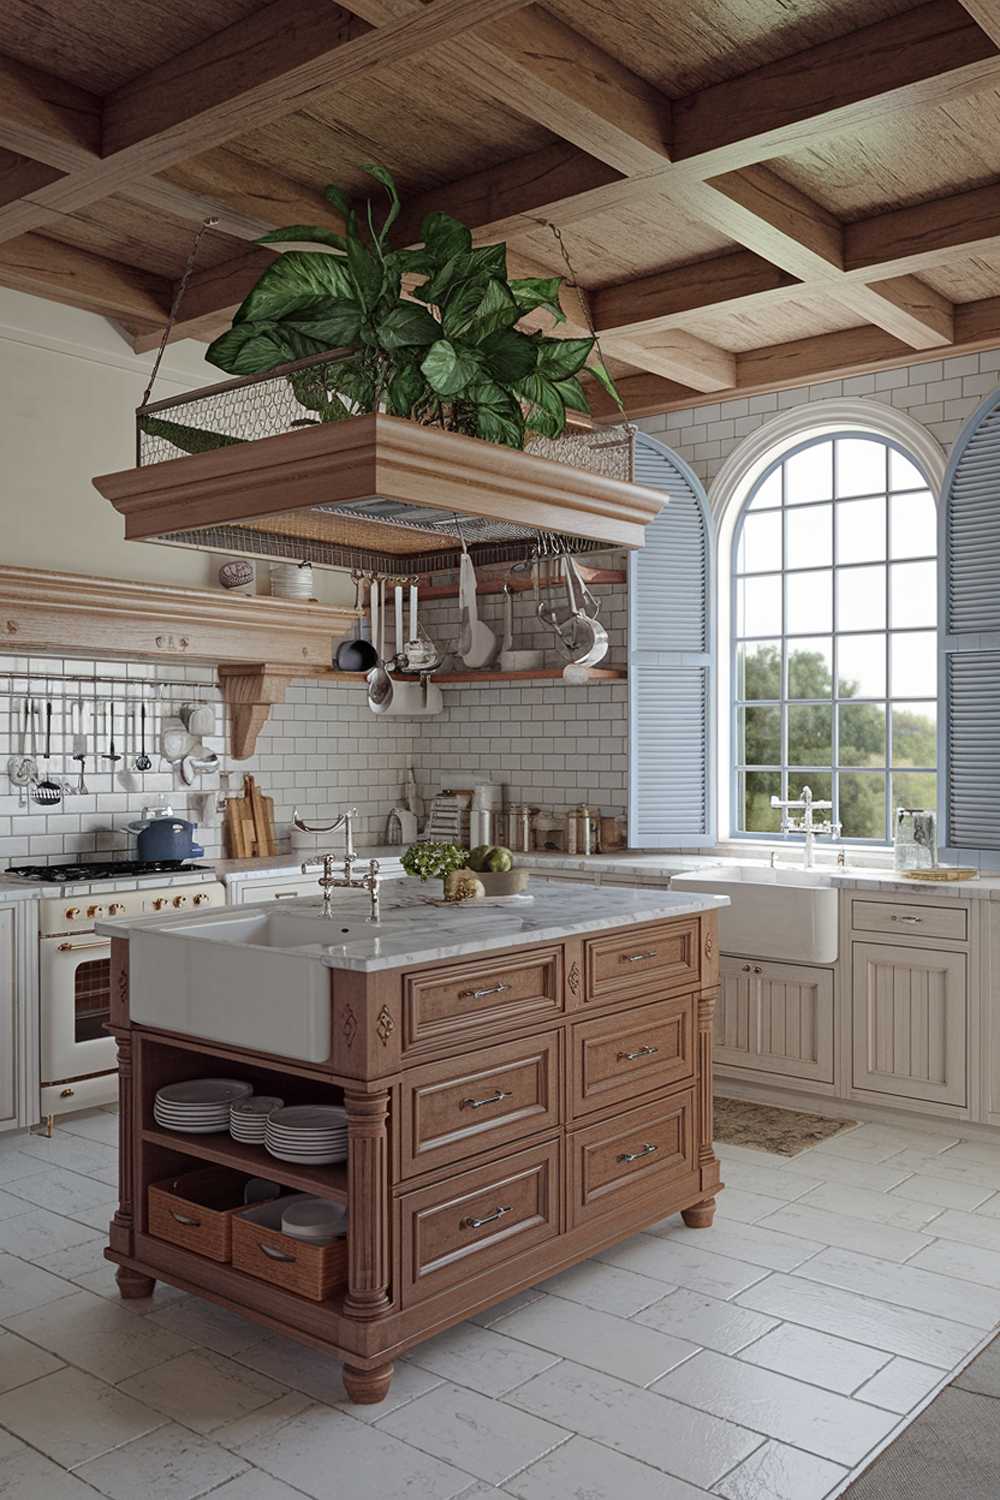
[460,1088,513,1110]
[890,915,923,924]
[171,1212,201,1227]
[260,1243,296,1263]
[617,1143,657,1164]
[621,950,657,963]
[461,982,510,1000]
[617,1044,659,1062]
[461,1204,512,1231]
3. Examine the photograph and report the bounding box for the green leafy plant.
[400,842,468,881]
[198,163,619,449]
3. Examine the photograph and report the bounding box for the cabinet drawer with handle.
[399,1139,559,1306]
[851,899,967,944]
[568,1090,696,1229]
[583,919,701,1006]
[570,995,695,1118]
[400,1032,560,1178]
[402,947,562,1055]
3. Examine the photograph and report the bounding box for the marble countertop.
[98,876,729,973]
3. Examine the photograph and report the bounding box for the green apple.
[467,845,493,872]
[484,846,513,873]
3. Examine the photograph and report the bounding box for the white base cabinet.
[0,898,39,1133]
[0,906,15,1129]
[715,955,835,1087]
[851,940,968,1108]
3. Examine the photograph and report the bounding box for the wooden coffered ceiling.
[7,0,1000,417]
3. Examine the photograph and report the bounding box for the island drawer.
[399,1139,559,1306]
[400,1032,560,1179]
[583,919,701,1006]
[570,995,695,1118]
[568,1089,696,1229]
[851,899,967,943]
[148,1167,251,1262]
[402,947,562,1055]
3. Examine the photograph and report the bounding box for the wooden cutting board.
[224,776,277,858]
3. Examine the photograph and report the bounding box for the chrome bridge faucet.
[769,786,841,870]
[293,808,382,922]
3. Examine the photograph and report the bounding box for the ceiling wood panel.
[0,0,273,94]
[1,0,1000,412]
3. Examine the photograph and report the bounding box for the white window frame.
[710,401,947,846]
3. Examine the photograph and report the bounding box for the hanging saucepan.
[539,552,608,666]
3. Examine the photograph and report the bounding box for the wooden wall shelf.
[422,666,626,685]
[0,566,356,670]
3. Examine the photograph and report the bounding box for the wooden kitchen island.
[103,881,725,1403]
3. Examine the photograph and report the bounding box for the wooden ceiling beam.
[671,0,998,175]
[587,292,1000,421]
[0,0,534,244]
[0,57,100,172]
[592,251,801,338]
[0,233,170,324]
[844,181,1000,277]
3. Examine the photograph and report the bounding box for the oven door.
[40,934,118,1086]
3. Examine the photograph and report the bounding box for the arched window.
[730,431,936,845]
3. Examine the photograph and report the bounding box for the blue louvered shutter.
[628,433,714,847]
[941,389,1000,859]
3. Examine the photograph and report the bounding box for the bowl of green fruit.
[462,845,529,896]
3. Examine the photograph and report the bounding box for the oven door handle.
[56,941,111,954]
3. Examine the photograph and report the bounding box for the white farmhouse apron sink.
[670,866,839,963]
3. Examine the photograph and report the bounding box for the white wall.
[0,291,353,606]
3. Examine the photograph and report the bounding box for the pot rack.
[93,354,665,578]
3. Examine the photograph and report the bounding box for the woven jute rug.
[714,1096,858,1157]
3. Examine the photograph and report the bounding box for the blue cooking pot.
[126,812,204,862]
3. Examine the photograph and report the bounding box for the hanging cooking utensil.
[400,577,441,673]
[559,553,609,667]
[135,700,152,771]
[7,698,34,807]
[33,695,62,804]
[458,552,496,668]
[70,697,89,794]
[367,579,394,714]
[103,700,121,766]
[334,573,379,673]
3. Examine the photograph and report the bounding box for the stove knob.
[152,898,168,912]
[193,893,210,906]
[172,895,189,909]
[108,902,126,916]
[64,906,81,920]
[87,904,104,919]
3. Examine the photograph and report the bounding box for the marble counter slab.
[99,876,728,973]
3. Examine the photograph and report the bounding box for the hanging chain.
[536,218,625,417]
[140,216,219,409]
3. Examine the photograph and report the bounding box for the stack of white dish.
[280,1196,347,1246]
[230,1096,284,1144]
[264,1106,348,1165]
[154,1079,252,1134]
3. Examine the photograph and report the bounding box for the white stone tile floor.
[1,1111,1000,1497]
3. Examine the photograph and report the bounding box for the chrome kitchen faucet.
[293,808,382,922]
[769,786,841,870]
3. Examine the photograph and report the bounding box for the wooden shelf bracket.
[218,663,314,760]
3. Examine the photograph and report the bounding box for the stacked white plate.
[265,1106,348,1165]
[154,1078,253,1134]
[230,1096,284,1144]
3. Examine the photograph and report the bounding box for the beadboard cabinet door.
[715,956,834,1085]
[851,941,967,1107]
[0,906,15,1128]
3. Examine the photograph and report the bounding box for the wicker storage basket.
[232,1196,348,1301]
[148,1166,251,1262]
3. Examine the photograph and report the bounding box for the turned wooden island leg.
[343,1362,394,1404]
[681,1198,717,1228]
[116,1266,156,1299]
[343,1088,392,1320]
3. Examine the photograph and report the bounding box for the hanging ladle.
[135,701,152,771]
[33,696,63,805]
[367,579,395,714]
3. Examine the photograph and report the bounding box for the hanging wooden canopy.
[93,410,667,573]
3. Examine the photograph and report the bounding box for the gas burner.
[7,860,213,883]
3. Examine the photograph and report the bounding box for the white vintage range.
[5,861,225,1128]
